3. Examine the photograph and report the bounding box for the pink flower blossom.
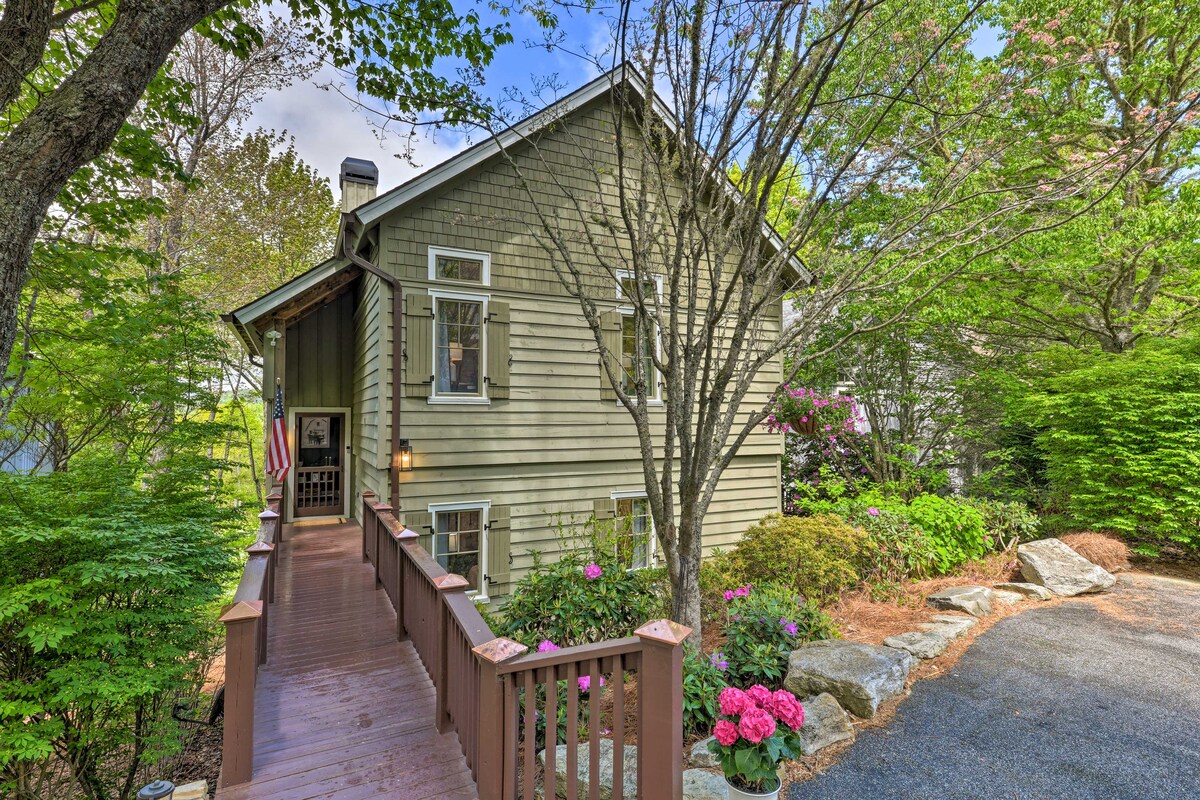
[765,690,805,730]
[713,719,739,746]
[718,687,753,716]
[737,706,777,744]
[578,675,604,693]
[867,507,880,516]
[584,563,602,580]
[537,640,560,652]
[745,684,772,707]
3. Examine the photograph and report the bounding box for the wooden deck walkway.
[216,521,479,800]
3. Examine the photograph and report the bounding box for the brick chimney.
[339,157,378,213]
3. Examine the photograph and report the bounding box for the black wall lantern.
[397,439,414,472]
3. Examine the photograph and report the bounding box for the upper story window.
[433,292,486,398]
[616,271,663,402]
[429,246,490,286]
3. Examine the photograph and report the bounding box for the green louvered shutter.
[599,310,623,401]
[486,506,511,591]
[405,294,434,398]
[486,301,511,400]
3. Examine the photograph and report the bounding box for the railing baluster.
[588,659,600,800]
[612,654,624,800]
[566,661,579,800]
[544,663,557,800]
[523,670,536,800]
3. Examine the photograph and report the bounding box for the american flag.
[265,383,291,482]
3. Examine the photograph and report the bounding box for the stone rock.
[926,586,994,617]
[995,581,1055,601]
[921,614,978,639]
[1018,538,1117,596]
[784,640,913,718]
[992,589,1025,605]
[689,736,719,768]
[539,739,638,800]
[884,629,954,660]
[682,768,729,800]
[173,783,208,800]
[798,692,855,754]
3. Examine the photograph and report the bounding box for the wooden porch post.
[371,502,392,587]
[635,619,691,800]
[395,523,418,640]
[246,542,274,666]
[360,490,375,560]
[433,574,471,733]
[472,638,529,800]
[256,510,279,603]
[219,600,263,787]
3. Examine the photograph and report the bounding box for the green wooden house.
[226,66,795,604]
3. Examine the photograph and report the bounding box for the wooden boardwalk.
[216,521,479,800]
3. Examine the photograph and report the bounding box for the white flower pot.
[726,777,781,800]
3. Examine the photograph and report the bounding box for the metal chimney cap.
[340,157,379,186]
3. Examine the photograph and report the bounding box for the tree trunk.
[0,0,229,371]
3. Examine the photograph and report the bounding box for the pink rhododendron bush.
[708,685,806,794]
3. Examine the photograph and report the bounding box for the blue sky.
[249,4,1006,197]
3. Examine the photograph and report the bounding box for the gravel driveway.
[788,573,1200,800]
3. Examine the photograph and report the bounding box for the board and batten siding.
[353,97,784,600]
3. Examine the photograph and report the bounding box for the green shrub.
[0,459,241,799]
[496,545,661,649]
[728,514,867,602]
[1019,338,1200,551]
[904,494,988,572]
[720,583,837,688]
[682,644,727,736]
[962,497,1039,548]
[840,505,939,581]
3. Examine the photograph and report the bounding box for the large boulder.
[784,640,913,718]
[689,737,719,768]
[926,586,995,617]
[1018,538,1116,596]
[884,629,955,660]
[682,769,729,800]
[994,581,1055,601]
[798,692,855,755]
[539,739,637,800]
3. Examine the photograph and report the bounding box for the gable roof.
[352,63,809,282]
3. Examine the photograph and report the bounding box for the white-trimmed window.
[430,289,489,403]
[429,246,490,286]
[615,271,663,403]
[430,501,490,598]
[611,490,654,570]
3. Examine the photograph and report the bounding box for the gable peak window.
[429,246,490,286]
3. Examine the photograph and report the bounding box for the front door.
[294,412,345,517]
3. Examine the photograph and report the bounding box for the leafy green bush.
[727,514,867,602]
[721,583,837,688]
[496,544,661,649]
[904,494,988,572]
[0,459,241,800]
[682,644,727,736]
[1019,338,1200,551]
[961,497,1039,548]
[839,504,939,581]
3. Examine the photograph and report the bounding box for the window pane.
[621,314,655,395]
[436,299,483,395]
[436,255,483,282]
[615,497,650,569]
[619,277,657,303]
[435,509,483,591]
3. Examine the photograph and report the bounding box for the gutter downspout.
[340,214,404,510]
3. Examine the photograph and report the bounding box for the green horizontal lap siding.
[352,272,389,509]
[360,96,783,596]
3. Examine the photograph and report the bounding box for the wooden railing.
[218,487,283,787]
[361,491,688,800]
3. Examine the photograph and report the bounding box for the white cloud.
[247,65,470,197]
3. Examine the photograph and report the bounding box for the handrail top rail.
[231,552,270,605]
[495,635,646,675]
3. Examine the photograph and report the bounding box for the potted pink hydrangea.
[707,685,805,799]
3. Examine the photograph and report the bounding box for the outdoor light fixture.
[265,330,282,348]
[137,781,174,800]
[397,439,414,471]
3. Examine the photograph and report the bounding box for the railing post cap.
[247,540,275,555]
[373,502,394,513]
[220,600,263,623]
[473,637,529,664]
[266,490,283,501]
[433,574,471,592]
[258,508,280,520]
[361,489,376,497]
[634,618,692,646]
[394,523,418,540]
